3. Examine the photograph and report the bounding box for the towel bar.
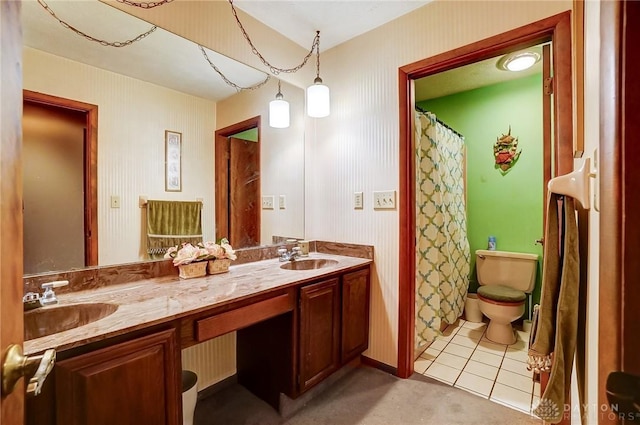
[547,158,596,210]
[139,196,203,208]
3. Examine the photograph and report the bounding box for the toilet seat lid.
[478,285,526,303]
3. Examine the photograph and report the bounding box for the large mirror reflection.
[22,0,305,275]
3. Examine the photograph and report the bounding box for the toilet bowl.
[475,250,538,345]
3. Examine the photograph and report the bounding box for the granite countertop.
[24,253,372,355]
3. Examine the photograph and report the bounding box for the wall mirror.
[22,0,305,275]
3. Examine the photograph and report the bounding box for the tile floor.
[414,319,541,415]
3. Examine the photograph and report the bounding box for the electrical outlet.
[279,195,286,209]
[110,195,120,209]
[354,192,363,209]
[262,195,275,209]
[373,190,396,209]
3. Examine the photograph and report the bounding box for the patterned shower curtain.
[415,109,470,345]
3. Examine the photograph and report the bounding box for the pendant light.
[269,80,290,128]
[306,31,330,118]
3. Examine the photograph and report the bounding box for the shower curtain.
[415,109,470,345]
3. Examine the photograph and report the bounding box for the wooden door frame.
[397,11,573,379]
[599,1,640,422]
[22,90,98,268]
[214,116,261,243]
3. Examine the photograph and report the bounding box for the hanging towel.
[146,200,203,258]
[527,193,580,424]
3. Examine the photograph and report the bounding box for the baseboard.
[197,374,238,401]
[361,355,398,376]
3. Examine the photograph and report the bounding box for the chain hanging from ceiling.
[227,0,320,75]
[36,0,157,47]
[198,45,271,91]
[115,0,174,9]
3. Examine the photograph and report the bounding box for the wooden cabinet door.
[341,268,371,362]
[299,278,340,393]
[56,329,180,425]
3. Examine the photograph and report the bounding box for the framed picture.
[165,130,182,192]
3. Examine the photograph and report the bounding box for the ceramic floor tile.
[476,338,508,355]
[456,327,485,340]
[496,369,534,393]
[438,329,458,341]
[424,362,462,385]
[455,371,495,397]
[500,357,531,377]
[414,358,432,374]
[533,381,541,398]
[508,339,528,350]
[434,351,468,369]
[531,396,541,413]
[429,339,449,351]
[470,349,504,367]
[443,342,474,359]
[420,347,441,361]
[463,359,499,381]
[490,382,533,413]
[451,334,480,349]
[504,347,530,362]
[462,321,487,330]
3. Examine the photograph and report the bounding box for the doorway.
[22,90,98,273]
[215,116,261,249]
[397,11,574,381]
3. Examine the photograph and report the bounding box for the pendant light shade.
[307,31,330,118]
[307,77,330,118]
[269,81,290,128]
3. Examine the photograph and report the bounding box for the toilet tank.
[476,250,539,293]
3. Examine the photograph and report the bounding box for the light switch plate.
[373,190,396,209]
[262,195,275,209]
[110,195,120,209]
[279,195,286,209]
[354,192,363,209]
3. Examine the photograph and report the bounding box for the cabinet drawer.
[195,291,295,342]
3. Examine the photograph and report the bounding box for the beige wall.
[23,47,218,266]
[306,0,572,367]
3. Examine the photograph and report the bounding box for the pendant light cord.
[199,45,271,91]
[228,0,320,75]
[37,0,157,47]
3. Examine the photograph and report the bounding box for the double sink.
[25,257,338,341]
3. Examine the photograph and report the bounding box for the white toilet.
[475,249,538,345]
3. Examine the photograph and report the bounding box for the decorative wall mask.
[493,126,521,174]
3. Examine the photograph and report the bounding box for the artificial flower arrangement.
[164,238,237,278]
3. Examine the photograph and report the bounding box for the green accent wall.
[418,74,544,319]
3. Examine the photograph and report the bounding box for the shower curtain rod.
[415,106,464,139]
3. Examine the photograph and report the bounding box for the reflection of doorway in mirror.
[215,117,260,249]
[23,102,85,274]
[22,91,99,275]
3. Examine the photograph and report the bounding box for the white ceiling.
[415,45,546,102]
[233,0,432,50]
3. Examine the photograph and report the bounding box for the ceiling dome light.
[497,51,541,72]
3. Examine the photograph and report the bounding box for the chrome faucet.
[39,280,69,306]
[278,247,302,262]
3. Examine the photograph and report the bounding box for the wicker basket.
[178,261,208,279]
[208,259,231,275]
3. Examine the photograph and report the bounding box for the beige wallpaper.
[23,47,218,266]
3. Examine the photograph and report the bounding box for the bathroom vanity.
[24,251,371,425]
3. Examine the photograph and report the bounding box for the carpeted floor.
[194,365,540,425]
